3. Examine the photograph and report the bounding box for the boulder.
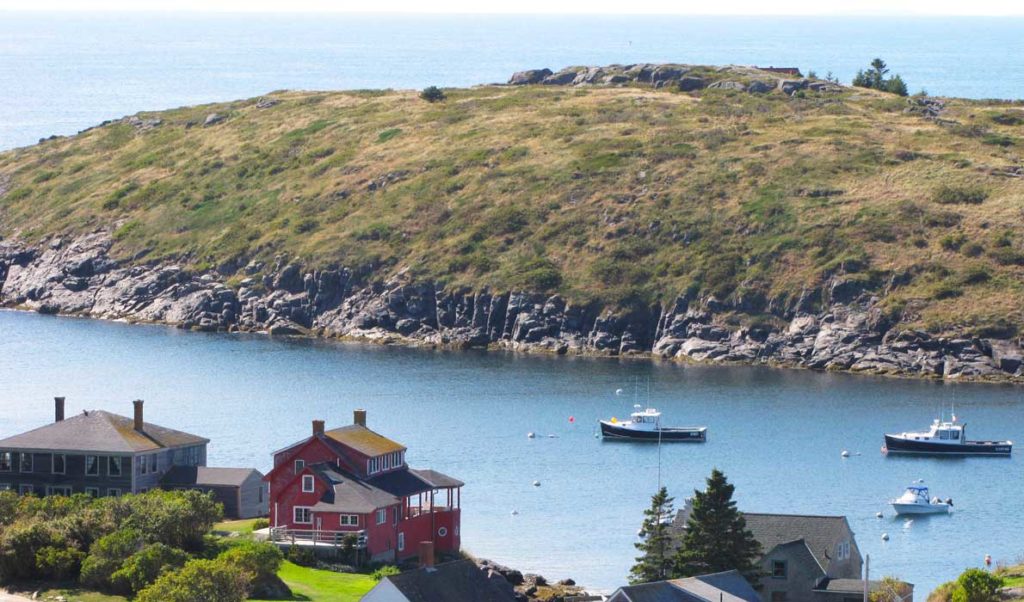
[509,69,552,85]
[707,80,746,91]
[778,79,810,95]
[747,79,775,94]
[203,113,226,127]
[677,76,706,91]
[542,68,580,85]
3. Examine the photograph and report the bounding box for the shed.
[160,466,267,519]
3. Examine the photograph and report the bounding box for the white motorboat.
[599,405,706,442]
[889,483,953,515]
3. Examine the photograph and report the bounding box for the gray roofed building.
[361,559,517,602]
[0,409,208,454]
[160,466,268,519]
[609,570,760,602]
[308,462,400,514]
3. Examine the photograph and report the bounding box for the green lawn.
[213,518,263,534]
[251,561,375,602]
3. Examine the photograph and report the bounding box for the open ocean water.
[1,13,1024,150]
[1,311,1023,594]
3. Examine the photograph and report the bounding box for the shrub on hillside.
[117,490,223,551]
[933,184,988,205]
[952,568,1002,602]
[110,543,189,596]
[252,518,270,531]
[135,558,250,602]
[79,528,144,590]
[928,581,957,602]
[420,86,446,103]
[372,565,401,581]
[219,540,282,582]
[286,545,317,568]
[35,546,87,581]
[0,520,65,582]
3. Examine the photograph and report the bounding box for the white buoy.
[533,480,541,487]
[527,432,535,439]
[841,450,850,458]
[615,388,624,395]
[876,512,884,518]
[881,533,890,541]
[593,432,599,438]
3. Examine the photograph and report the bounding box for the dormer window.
[302,475,314,493]
[294,459,305,474]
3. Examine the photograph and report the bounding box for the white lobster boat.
[599,406,707,442]
[890,483,953,515]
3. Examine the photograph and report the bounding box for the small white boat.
[889,483,953,515]
[599,405,706,442]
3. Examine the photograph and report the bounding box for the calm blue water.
[1,310,1022,593]
[1,13,1024,150]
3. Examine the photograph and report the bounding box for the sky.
[1,0,1023,15]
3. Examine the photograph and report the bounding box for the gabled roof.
[0,410,208,454]
[380,559,517,602]
[671,504,853,573]
[308,462,399,514]
[610,571,760,602]
[324,424,405,457]
[369,467,464,498]
[160,466,262,487]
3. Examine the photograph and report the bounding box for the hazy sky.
[1,0,1023,15]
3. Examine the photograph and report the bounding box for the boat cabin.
[630,407,661,429]
[903,419,963,443]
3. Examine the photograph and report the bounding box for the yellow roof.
[325,424,405,457]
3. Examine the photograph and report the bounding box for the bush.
[35,546,86,581]
[929,581,957,602]
[420,86,446,103]
[218,540,282,582]
[79,528,144,590]
[286,545,316,567]
[117,490,223,551]
[0,521,63,582]
[951,568,1002,602]
[933,184,988,205]
[372,565,401,581]
[252,518,270,531]
[136,558,250,602]
[110,543,189,595]
[940,233,968,251]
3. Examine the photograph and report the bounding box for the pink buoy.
[985,554,992,567]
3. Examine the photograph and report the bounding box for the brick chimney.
[353,409,366,427]
[418,541,435,568]
[312,419,325,436]
[133,400,144,432]
[54,397,65,423]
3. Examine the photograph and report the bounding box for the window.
[19,484,34,495]
[85,487,99,498]
[939,430,950,440]
[108,457,122,477]
[294,459,305,474]
[771,592,788,602]
[0,452,12,472]
[383,454,390,471]
[85,455,99,476]
[772,560,787,579]
[148,454,157,473]
[398,532,405,551]
[0,484,9,491]
[376,509,387,525]
[108,488,121,497]
[47,485,72,496]
[52,454,65,475]
[258,485,264,503]
[393,507,399,525]
[19,453,32,473]
[951,430,960,440]
[294,507,312,524]
[340,514,358,526]
[302,475,315,493]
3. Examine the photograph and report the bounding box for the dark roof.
[815,578,892,594]
[0,410,208,454]
[610,571,760,602]
[325,424,405,457]
[308,463,399,514]
[160,466,262,487]
[369,467,464,497]
[380,559,517,602]
[671,503,852,572]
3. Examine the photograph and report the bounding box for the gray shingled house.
[671,502,913,602]
[362,557,517,602]
[160,466,267,519]
[0,398,267,519]
[609,570,761,602]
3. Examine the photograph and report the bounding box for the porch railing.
[269,527,366,548]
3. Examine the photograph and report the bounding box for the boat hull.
[600,421,707,442]
[884,435,1012,456]
[890,502,951,515]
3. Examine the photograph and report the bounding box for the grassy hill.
[1,72,1023,337]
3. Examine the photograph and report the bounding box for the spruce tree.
[629,486,675,584]
[673,469,762,584]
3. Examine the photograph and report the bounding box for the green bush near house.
[135,558,249,602]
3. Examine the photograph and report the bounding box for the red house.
[265,409,463,563]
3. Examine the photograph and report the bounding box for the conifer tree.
[674,469,762,584]
[628,486,675,584]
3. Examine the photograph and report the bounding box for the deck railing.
[269,527,366,548]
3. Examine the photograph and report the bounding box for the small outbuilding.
[160,466,267,519]
[362,558,517,602]
[609,570,760,602]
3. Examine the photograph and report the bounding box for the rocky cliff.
[3,231,1021,382]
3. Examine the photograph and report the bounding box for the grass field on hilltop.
[1,74,1023,337]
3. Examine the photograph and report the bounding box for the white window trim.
[108,457,122,477]
[85,455,100,477]
[19,484,34,495]
[376,508,386,525]
[46,485,72,496]
[294,506,313,524]
[294,459,305,474]
[0,451,12,472]
[340,514,358,526]
[0,483,10,491]
[52,454,66,475]
[85,487,99,498]
[398,532,405,551]
[302,475,315,493]
[19,452,32,473]
[108,488,121,497]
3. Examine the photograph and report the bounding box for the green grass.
[251,561,376,602]
[212,518,262,534]
[1,75,1023,338]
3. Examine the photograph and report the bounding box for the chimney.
[133,399,144,432]
[54,397,65,423]
[353,409,367,427]
[312,419,325,436]
[418,541,435,568]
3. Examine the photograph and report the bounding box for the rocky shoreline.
[2,232,1023,383]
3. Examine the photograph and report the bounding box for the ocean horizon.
[1,12,1023,150]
